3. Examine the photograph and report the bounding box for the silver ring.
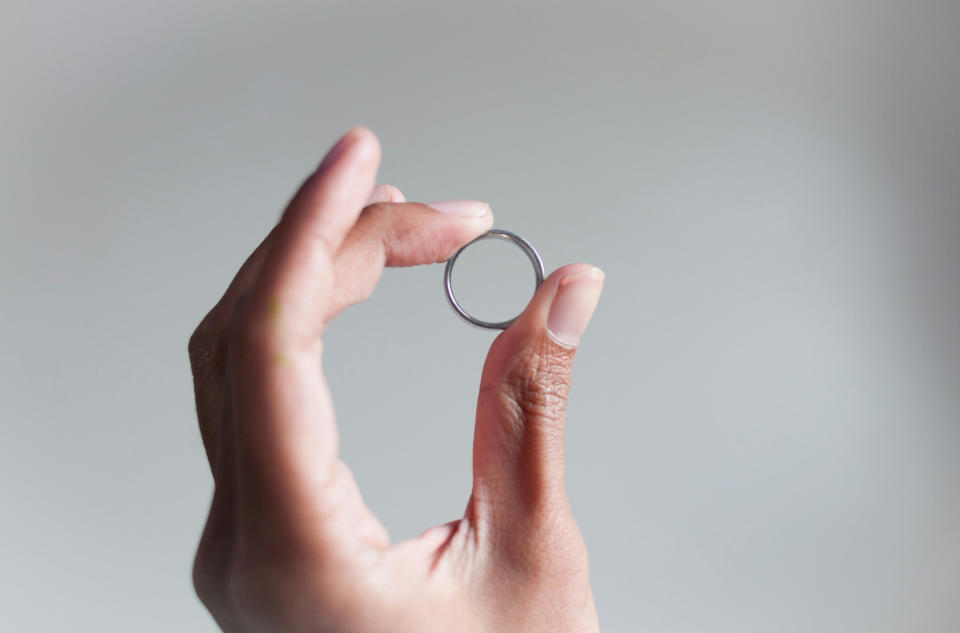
[444,229,545,330]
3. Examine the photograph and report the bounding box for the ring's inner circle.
[450,237,539,324]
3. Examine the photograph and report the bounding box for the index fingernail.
[427,200,491,217]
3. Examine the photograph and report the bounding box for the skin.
[188,127,604,633]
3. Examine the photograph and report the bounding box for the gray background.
[2,1,959,631]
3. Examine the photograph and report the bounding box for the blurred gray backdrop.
[2,1,958,631]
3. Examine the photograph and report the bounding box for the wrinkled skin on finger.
[188,128,603,633]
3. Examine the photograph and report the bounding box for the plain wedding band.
[443,229,545,330]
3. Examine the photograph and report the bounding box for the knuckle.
[187,326,205,357]
[224,296,320,362]
[226,545,331,625]
[227,545,285,619]
[192,526,235,616]
[192,551,222,610]
[226,306,274,352]
[495,339,574,425]
[188,312,223,379]
[228,561,273,620]
[188,312,216,356]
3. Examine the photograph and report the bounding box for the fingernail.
[427,200,491,217]
[546,266,605,347]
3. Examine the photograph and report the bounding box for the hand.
[188,127,605,633]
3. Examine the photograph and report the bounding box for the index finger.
[228,128,381,545]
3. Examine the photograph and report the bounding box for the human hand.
[188,127,604,633]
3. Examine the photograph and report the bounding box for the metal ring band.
[444,229,545,330]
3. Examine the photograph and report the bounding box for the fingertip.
[384,185,405,203]
[497,263,604,349]
[318,126,381,173]
[345,125,381,162]
[366,184,406,205]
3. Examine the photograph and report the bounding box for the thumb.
[470,263,604,534]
